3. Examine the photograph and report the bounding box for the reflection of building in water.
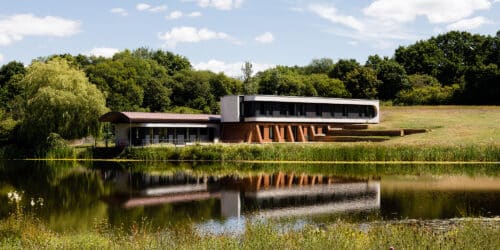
[103,171,380,219]
[223,173,380,218]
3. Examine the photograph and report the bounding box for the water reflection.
[103,171,380,220]
[1,160,500,233]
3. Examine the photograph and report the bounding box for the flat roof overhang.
[99,111,221,124]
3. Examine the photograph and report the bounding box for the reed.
[1,211,498,249]
[121,143,500,162]
[112,161,500,178]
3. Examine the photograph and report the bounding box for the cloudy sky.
[1,0,499,76]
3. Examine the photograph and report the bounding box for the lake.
[1,160,499,233]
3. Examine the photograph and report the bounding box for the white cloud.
[136,3,151,11]
[158,26,239,47]
[446,16,491,30]
[193,60,274,77]
[110,8,128,16]
[309,4,364,31]
[166,11,202,20]
[0,14,81,46]
[363,0,491,24]
[0,53,4,63]
[166,11,184,20]
[188,11,202,17]
[308,4,420,50]
[87,47,120,58]
[196,0,243,10]
[136,3,167,13]
[149,5,168,13]
[254,32,274,43]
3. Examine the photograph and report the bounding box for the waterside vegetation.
[0,210,498,249]
[121,144,500,162]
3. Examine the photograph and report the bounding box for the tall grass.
[1,211,498,249]
[121,143,500,162]
[112,161,500,179]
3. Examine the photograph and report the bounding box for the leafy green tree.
[210,73,243,100]
[0,61,26,110]
[17,58,108,143]
[394,40,444,79]
[143,78,172,112]
[407,74,441,88]
[368,58,409,100]
[131,48,192,75]
[395,84,460,105]
[241,61,257,94]
[394,31,500,87]
[328,59,360,80]
[256,66,315,96]
[365,55,384,69]
[0,108,17,143]
[463,64,500,104]
[85,50,172,111]
[308,74,350,98]
[344,67,380,99]
[304,58,335,75]
[170,70,217,113]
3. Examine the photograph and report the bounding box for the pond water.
[1,160,499,233]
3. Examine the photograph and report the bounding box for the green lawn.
[373,106,500,146]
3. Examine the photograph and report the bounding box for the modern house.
[220,95,379,143]
[99,95,379,146]
[98,112,220,146]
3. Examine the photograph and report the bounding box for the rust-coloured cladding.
[99,111,221,123]
[220,123,254,143]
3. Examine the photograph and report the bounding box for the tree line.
[0,30,498,147]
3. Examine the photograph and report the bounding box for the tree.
[17,58,108,143]
[241,61,257,94]
[304,58,334,75]
[170,70,217,113]
[394,31,500,87]
[328,59,360,80]
[210,73,243,100]
[256,66,315,96]
[85,50,172,112]
[395,84,460,105]
[0,108,17,143]
[344,67,381,99]
[394,40,444,79]
[0,61,26,110]
[463,64,500,104]
[308,74,350,98]
[407,74,441,88]
[373,59,409,100]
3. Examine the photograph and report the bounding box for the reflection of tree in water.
[106,199,220,229]
[0,160,108,227]
[381,190,500,219]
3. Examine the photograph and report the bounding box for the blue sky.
[1,0,499,76]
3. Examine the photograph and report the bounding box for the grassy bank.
[374,106,500,146]
[1,212,498,249]
[121,143,500,162]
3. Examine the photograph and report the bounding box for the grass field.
[374,106,500,146]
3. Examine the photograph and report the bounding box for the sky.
[0,0,499,76]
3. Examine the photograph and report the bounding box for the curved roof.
[99,112,221,123]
